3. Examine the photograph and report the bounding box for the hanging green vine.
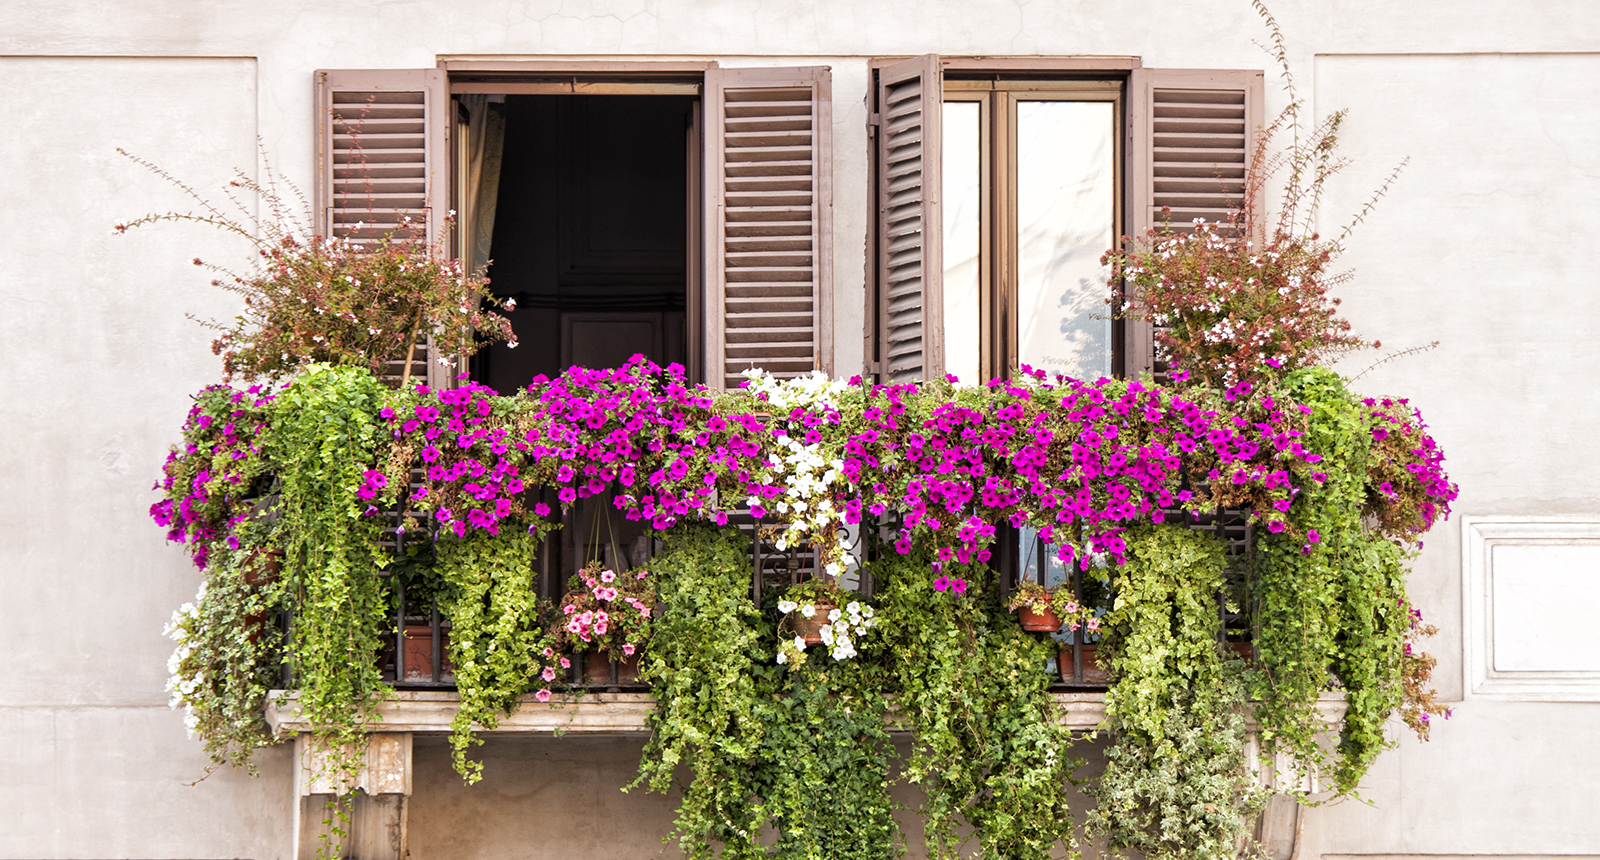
[875,550,1080,860]
[632,525,771,858]
[267,364,393,784]
[432,524,559,782]
[1090,525,1262,859]
[162,532,285,775]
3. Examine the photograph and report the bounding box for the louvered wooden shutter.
[1124,69,1263,381]
[704,66,833,391]
[874,55,943,384]
[314,68,451,389]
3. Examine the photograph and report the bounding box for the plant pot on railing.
[1017,606,1063,632]
[400,624,454,682]
[1059,645,1110,686]
[792,603,837,645]
[581,648,642,686]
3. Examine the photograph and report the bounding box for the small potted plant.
[1007,582,1082,632]
[774,578,876,665]
[550,561,655,685]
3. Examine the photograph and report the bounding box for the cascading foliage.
[154,357,1456,858]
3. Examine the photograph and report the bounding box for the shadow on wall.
[405,734,1117,859]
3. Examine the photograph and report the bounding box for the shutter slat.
[705,66,832,390]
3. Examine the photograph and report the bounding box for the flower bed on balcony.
[156,353,1454,859]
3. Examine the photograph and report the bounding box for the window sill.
[264,689,1112,737]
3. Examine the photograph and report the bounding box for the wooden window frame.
[942,78,1125,382]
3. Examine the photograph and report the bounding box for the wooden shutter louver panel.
[1126,69,1263,381]
[875,54,942,384]
[315,69,450,391]
[705,67,833,390]
[315,69,448,248]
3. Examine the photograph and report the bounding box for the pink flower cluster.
[149,384,274,568]
[386,381,528,537]
[378,356,1459,569]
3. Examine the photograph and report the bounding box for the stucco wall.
[2,2,1597,858]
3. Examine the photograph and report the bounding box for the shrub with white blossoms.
[164,583,207,737]
[740,369,859,575]
[774,597,877,665]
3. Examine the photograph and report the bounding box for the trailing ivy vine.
[433,524,558,782]
[267,365,393,786]
[1089,525,1262,859]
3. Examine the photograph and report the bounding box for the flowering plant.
[773,579,877,665]
[1005,581,1098,634]
[116,148,516,383]
[1108,217,1368,389]
[149,382,276,568]
[1363,395,1456,543]
[550,561,656,660]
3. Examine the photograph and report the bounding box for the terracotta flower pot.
[582,648,642,685]
[243,548,283,587]
[1058,645,1110,686]
[401,625,454,682]
[792,603,836,646]
[243,549,283,642]
[1016,605,1063,632]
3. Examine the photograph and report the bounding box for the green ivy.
[266,365,392,792]
[433,524,556,782]
[1090,525,1262,859]
[875,549,1078,860]
[162,534,285,774]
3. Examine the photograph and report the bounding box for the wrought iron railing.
[276,498,1256,697]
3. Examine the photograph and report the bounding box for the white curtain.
[456,94,506,280]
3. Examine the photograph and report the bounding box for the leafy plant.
[116,147,516,383]
[550,560,656,661]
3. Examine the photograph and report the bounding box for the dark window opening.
[472,94,698,395]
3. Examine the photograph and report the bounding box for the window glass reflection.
[1015,101,1114,381]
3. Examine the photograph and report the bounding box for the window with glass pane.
[940,80,1123,686]
[940,80,1121,385]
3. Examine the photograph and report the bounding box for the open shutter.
[1124,68,1263,381]
[704,66,833,391]
[874,54,943,384]
[314,68,450,388]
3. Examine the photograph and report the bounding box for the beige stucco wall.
[2,2,1598,858]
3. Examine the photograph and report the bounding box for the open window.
[867,57,1264,686]
[867,56,1263,385]
[314,63,835,624]
[314,63,833,394]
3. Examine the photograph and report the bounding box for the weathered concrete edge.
[265,690,1114,736]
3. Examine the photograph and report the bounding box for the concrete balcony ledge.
[264,689,1114,737]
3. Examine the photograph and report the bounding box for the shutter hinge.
[867,112,881,138]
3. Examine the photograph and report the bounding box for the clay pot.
[243,549,283,643]
[792,603,837,646]
[401,625,453,682]
[1017,606,1063,633]
[1058,645,1110,686]
[243,548,283,587]
[582,648,642,686]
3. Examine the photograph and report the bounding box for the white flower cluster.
[164,583,206,737]
[776,599,876,663]
[740,369,857,575]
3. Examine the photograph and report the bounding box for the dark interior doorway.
[475,94,698,394]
